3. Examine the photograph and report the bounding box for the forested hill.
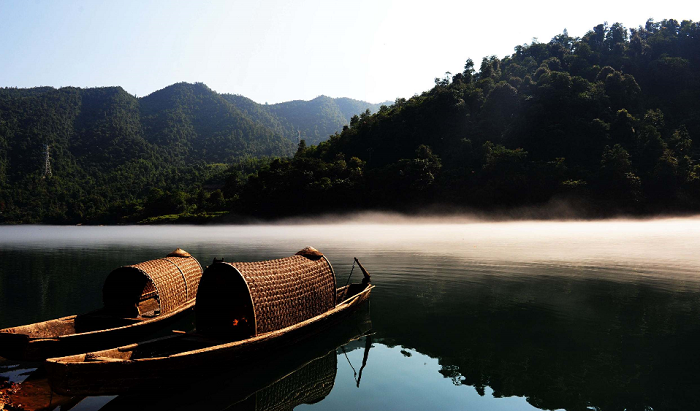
[139,83,294,163]
[2,19,699,224]
[0,83,383,223]
[234,19,700,218]
[222,94,389,145]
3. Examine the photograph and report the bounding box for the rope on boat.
[344,259,356,286]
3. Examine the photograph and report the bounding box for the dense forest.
[0,84,383,223]
[1,18,699,224]
[231,18,700,220]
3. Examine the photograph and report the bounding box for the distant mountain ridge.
[0,82,387,174]
[222,94,390,145]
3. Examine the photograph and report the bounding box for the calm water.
[2,219,700,410]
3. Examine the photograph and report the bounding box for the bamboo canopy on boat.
[196,246,336,338]
[102,249,203,317]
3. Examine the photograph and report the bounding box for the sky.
[0,0,695,104]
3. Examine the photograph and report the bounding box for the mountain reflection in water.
[1,220,700,410]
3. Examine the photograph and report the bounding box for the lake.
[2,218,700,410]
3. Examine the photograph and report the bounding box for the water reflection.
[371,257,700,410]
[235,351,336,411]
[338,335,371,388]
[101,352,338,411]
[95,305,372,410]
[3,221,700,410]
[312,342,549,411]
[0,366,83,411]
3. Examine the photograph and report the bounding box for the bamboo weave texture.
[126,256,203,314]
[228,254,336,334]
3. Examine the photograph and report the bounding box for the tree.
[605,22,628,52]
[463,59,476,83]
[398,145,442,191]
[295,139,307,157]
[610,109,637,150]
[206,189,226,211]
[597,144,641,204]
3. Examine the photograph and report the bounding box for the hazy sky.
[0,0,694,104]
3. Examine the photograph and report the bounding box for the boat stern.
[45,353,94,396]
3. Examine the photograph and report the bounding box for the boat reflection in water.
[98,303,372,411]
[229,351,337,411]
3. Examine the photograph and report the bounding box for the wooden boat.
[99,304,372,410]
[45,247,373,396]
[0,249,203,361]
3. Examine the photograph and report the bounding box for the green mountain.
[140,83,294,164]
[222,94,390,145]
[221,94,290,140]
[0,82,389,223]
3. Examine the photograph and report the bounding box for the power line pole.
[43,144,52,178]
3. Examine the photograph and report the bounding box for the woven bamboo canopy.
[102,250,203,316]
[195,247,336,338]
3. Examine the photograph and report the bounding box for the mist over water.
[2,218,700,410]
[3,216,699,283]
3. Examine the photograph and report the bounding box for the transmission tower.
[43,144,52,177]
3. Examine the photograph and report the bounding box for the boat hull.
[0,300,195,361]
[46,286,372,396]
[98,305,371,410]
